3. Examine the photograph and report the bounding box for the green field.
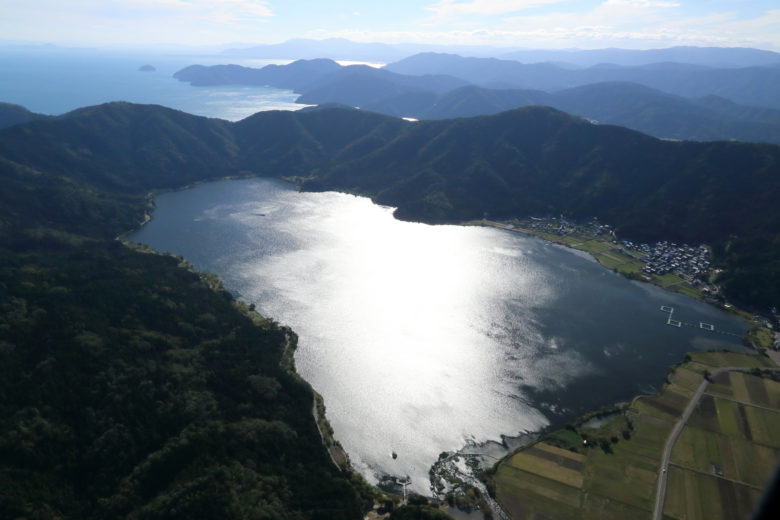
[492,352,778,520]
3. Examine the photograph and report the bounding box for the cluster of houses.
[512,216,713,281]
[627,241,711,278]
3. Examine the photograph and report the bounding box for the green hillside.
[299,107,779,307]
[1,102,777,307]
[0,105,367,519]
[1,99,777,517]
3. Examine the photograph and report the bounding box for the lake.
[129,177,748,494]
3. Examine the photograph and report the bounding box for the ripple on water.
[128,178,748,494]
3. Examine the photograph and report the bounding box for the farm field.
[492,352,779,519]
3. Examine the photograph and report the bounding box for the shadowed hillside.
[1,102,777,308]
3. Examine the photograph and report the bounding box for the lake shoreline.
[468,219,761,328]
[125,177,754,507]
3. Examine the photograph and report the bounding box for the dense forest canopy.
[1,102,777,307]
[0,105,371,518]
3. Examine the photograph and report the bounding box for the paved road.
[652,366,780,520]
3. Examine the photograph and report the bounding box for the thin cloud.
[427,0,566,19]
[603,0,679,8]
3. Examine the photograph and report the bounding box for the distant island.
[138,64,156,72]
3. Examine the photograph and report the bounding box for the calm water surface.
[0,49,301,120]
[129,178,747,493]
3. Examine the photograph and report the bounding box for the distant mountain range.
[174,58,780,145]
[1,102,777,308]
[174,59,468,103]
[221,38,780,69]
[385,53,780,109]
[363,83,780,145]
[500,46,780,68]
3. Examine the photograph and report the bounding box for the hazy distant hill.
[173,58,780,144]
[174,59,468,106]
[1,102,776,307]
[363,84,551,119]
[553,83,780,144]
[328,82,780,145]
[0,101,51,129]
[220,38,780,69]
[500,46,780,68]
[385,53,780,109]
[174,59,342,90]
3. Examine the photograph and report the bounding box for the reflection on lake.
[129,178,747,493]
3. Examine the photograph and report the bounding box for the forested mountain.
[1,102,777,307]
[0,104,369,519]
[0,101,51,129]
[1,100,778,516]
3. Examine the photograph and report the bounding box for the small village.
[626,240,711,279]
[489,215,780,352]
[507,216,710,280]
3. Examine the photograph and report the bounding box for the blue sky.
[2,1,780,50]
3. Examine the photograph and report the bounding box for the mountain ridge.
[385,53,780,109]
[219,39,780,68]
[1,102,776,308]
[173,59,780,145]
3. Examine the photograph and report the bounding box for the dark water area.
[129,177,748,493]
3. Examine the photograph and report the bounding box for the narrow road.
[668,462,763,490]
[652,366,780,520]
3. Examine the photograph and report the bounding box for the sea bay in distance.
[0,47,302,120]
[128,177,748,493]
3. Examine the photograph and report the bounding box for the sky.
[2,0,780,51]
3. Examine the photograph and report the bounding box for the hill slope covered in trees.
[1,103,778,308]
[1,100,778,516]
[0,104,370,519]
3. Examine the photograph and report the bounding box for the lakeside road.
[652,367,780,520]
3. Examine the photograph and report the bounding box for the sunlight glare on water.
[129,178,748,495]
[234,191,552,489]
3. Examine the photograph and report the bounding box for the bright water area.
[129,178,748,494]
[0,48,301,120]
